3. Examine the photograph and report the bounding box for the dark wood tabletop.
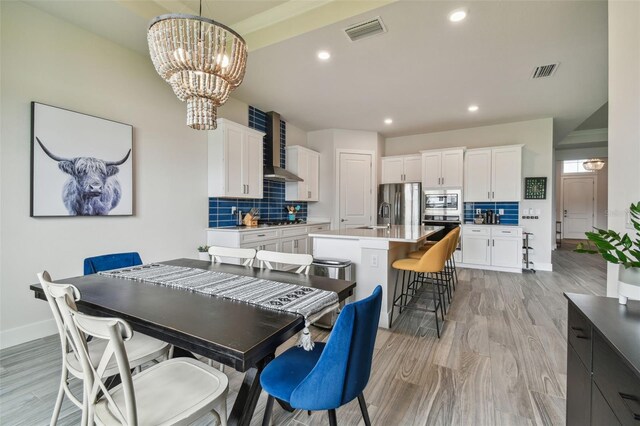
[30,258,356,372]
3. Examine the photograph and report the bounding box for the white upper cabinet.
[286,146,320,202]
[464,145,522,202]
[208,119,264,199]
[403,156,422,182]
[420,148,464,189]
[381,155,421,184]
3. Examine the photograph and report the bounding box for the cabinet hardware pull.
[619,393,640,420]
[575,335,589,340]
[570,326,583,331]
[442,177,444,185]
[258,234,266,237]
[492,191,495,199]
[492,239,495,246]
[472,230,480,232]
[487,240,489,246]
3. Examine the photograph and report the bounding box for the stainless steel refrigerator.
[377,183,422,226]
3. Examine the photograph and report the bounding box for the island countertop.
[309,225,443,243]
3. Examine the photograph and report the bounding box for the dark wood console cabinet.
[565,293,640,426]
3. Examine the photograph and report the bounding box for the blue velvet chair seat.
[260,343,325,403]
[260,286,382,425]
[83,252,143,275]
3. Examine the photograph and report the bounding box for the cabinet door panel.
[492,147,521,201]
[462,235,490,265]
[422,153,442,188]
[403,156,422,182]
[307,153,319,201]
[297,150,310,200]
[567,344,592,426]
[245,133,264,198]
[491,237,521,268]
[382,158,405,184]
[592,383,622,426]
[225,127,245,197]
[464,150,492,201]
[441,150,463,188]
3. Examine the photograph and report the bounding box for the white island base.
[310,226,443,328]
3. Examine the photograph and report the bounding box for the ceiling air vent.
[531,63,559,79]
[344,17,387,42]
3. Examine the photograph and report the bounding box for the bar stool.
[389,237,449,337]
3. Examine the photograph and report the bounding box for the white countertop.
[208,221,330,232]
[308,225,444,243]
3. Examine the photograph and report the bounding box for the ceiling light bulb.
[468,105,479,112]
[384,118,393,125]
[317,51,331,60]
[449,8,468,22]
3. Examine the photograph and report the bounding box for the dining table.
[29,258,357,426]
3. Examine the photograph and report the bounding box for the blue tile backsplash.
[464,202,519,225]
[208,106,308,227]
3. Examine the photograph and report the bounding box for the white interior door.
[563,176,595,239]
[339,152,372,229]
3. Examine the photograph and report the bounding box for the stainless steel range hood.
[264,111,303,182]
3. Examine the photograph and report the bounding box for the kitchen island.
[309,225,443,328]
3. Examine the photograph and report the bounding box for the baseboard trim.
[0,318,57,350]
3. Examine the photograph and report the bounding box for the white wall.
[385,118,554,270]
[307,129,382,227]
[607,1,640,297]
[0,2,210,348]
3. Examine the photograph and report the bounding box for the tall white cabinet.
[381,155,421,183]
[464,145,522,201]
[208,119,264,199]
[421,148,464,189]
[285,146,320,202]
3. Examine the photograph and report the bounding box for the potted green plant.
[576,202,640,304]
[197,245,210,261]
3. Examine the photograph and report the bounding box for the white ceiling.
[24,0,608,143]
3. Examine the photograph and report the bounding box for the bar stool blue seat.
[83,252,143,275]
[260,286,382,426]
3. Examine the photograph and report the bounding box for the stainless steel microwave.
[423,189,462,217]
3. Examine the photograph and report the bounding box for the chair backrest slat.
[256,250,313,275]
[208,246,256,267]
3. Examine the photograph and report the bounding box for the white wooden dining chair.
[51,283,229,426]
[38,272,171,426]
[256,250,314,275]
[209,246,256,267]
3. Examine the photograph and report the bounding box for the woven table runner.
[98,263,339,350]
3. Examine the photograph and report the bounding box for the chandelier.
[147,5,247,130]
[583,158,606,171]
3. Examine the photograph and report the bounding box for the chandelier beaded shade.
[583,158,606,171]
[148,13,247,130]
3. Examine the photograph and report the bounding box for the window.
[563,159,592,174]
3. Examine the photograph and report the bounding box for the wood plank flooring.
[0,245,606,425]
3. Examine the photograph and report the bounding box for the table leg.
[228,353,274,426]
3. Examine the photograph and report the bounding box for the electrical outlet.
[499,209,504,215]
[476,209,481,215]
[371,255,379,267]
[231,206,237,215]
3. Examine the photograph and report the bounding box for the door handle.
[619,393,640,420]
[341,219,347,222]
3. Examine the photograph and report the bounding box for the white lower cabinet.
[207,223,330,267]
[461,225,522,272]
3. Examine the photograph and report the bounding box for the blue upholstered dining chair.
[260,286,382,426]
[83,252,143,275]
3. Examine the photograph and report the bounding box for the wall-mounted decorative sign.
[524,177,547,200]
[31,102,133,217]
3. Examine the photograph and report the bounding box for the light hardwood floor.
[0,245,606,426]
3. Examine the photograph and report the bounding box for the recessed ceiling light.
[317,51,331,60]
[384,118,393,125]
[468,105,479,112]
[448,8,468,22]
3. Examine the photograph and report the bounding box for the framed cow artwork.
[30,102,133,217]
